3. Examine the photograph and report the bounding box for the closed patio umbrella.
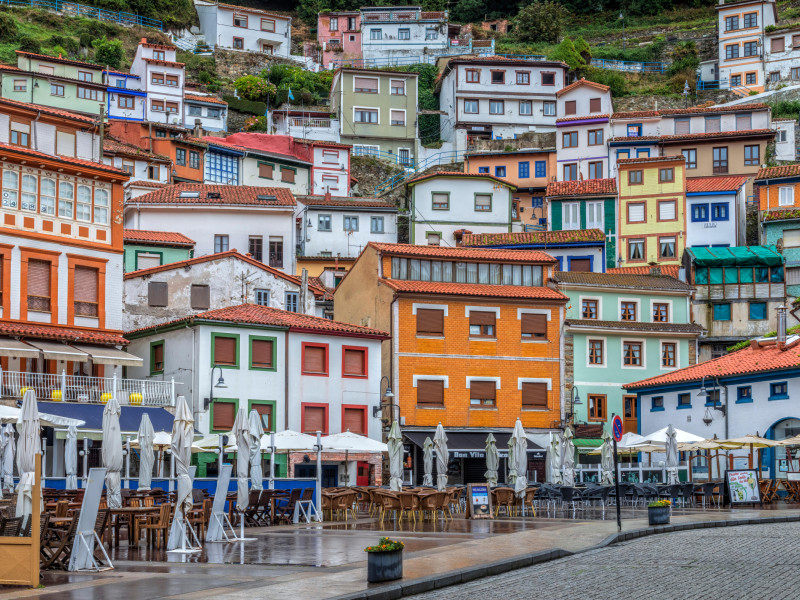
[15,389,40,527]
[512,420,528,499]
[136,414,155,491]
[562,427,575,487]
[387,420,403,492]
[665,424,679,484]
[600,430,614,485]
[422,437,433,487]
[248,410,264,491]
[507,436,517,486]
[549,433,562,484]
[167,396,195,550]
[232,407,250,515]
[65,423,78,490]
[102,395,123,509]
[433,423,448,491]
[2,424,15,493]
[484,433,498,487]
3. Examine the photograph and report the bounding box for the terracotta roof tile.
[687,175,749,193]
[659,103,769,116]
[184,94,228,106]
[556,78,609,97]
[297,195,396,208]
[297,255,357,262]
[756,164,800,180]
[446,55,568,67]
[128,183,296,206]
[551,270,693,290]
[123,229,195,247]
[139,42,177,51]
[0,142,126,176]
[143,58,184,68]
[565,319,703,334]
[462,229,605,247]
[129,181,168,189]
[368,242,558,263]
[405,171,515,188]
[0,322,128,345]
[308,276,333,300]
[0,97,96,124]
[611,111,660,119]
[608,265,681,278]
[380,279,569,301]
[546,178,616,198]
[556,114,610,123]
[16,50,103,70]
[617,155,684,165]
[625,338,800,389]
[104,137,170,162]
[214,2,290,18]
[659,129,774,143]
[608,136,661,143]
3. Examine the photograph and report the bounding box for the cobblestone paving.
[407,522,800,600]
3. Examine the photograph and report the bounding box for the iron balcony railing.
[289,117,333,128]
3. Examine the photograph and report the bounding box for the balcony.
[0,370,177,407]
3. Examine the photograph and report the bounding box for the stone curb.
[330,513,800,600]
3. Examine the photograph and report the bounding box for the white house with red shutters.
[130,40,185,125]
[125,304,388,484]
[194,1,292,57]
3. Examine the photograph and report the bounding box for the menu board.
[467,483,493,519]
[726,469,761,504]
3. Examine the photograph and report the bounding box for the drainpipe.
[32,110,41,152]
[284,332,290,431]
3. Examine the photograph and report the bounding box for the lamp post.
[208,365,227,472]
[566,385,582,426]
[683,80,690,108]
[372,375,396,425]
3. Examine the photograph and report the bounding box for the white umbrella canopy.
[484,433,498,487]
[322,430,388,453]
[136,414,156,491]
[248,410,264,491]
[422,437,433,487]
[600,430,614,485]
[387,420,403,492]
[15,390,41,524]
[665,425,679,484]
[619,432,646,447]
[167,396,195,549]
[507,437,517,486]
[512,420,528,498]
[226,430,321,453]
[2,424,15,493]
[65,423,78,490]
[638,426,703,445]
[0,404,84,428]
[102,396,123,509]
[132,430,171,449]
[549,433,562,484]
[433,423,449,491]
[232,407,250,513]
[562,427,575,487]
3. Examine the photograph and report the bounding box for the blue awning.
[38,401,175,433]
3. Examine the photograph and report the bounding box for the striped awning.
[71,345,143,367]
[25,340,90,362]
[0,337,40,359]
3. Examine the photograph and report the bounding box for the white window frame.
[353,76,380,93]
[779,186,795,206]
[389,108,406,126]
[578,295,603,321]
[586,200,604,230]
[621,338,647,370]
[660,339,680,371]
[562,201,580,230]
[586,336,608,368]
[618,297,642,323]
[649,298,674,324]
[353,106,379,124]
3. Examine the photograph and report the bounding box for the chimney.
[141,37,147,44]
[777,305,787,346]
[324,191,331,202]
[194,119,202,138]
[649,266,661,276]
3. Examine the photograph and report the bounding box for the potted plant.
[365,537,404,582]
[648,499,671,525]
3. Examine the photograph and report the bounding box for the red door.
[357,462,369,486]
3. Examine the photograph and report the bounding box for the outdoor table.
[110,506,161,546]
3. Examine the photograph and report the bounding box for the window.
[628,170,643,185]
[744,145,760,166]
[416,308,444,336]
[248,236,263,262]
[662,342,676,368]
[255,289,269,306]
[725,15,739,31]
[491,70,505,84]
[475,194,491,212]
[390,80,405,95]
[370,28,382,40]
[477,166,489,174]
[713,303,731,321]
[588,339,604,365]
[58,181,73,218]
[119,94,133,109]
[341,346,367,377]
[582,299,598,319]
[562,132,578,147]
[744,41,758,57]
[588,395,606,421]
[627,203,645,223]
[629,239,644,261]
[121,162,134,176]
[651,396,664,411]
[521,382,548,409]
[151,100,164,112]
[563,163,578,181]
[512,71,530,85]
[747,72,757,85]
[213,334,238,367]
[770,382,789,400]
[653,303,669,322]
[301,343,328,375]
[147,166,160,180]
[354,109,378,123]
[152,50,165,61]
[417,380,444,406]
[425,27,438,40]
[165,102,178,114]
[269,238,283,268]
[711,203,729,221]
[543,101,556,116]
[430,191,450,210]
[394,27,409,40]
[426,232,441,246]
[302,405,328,434]
[674,393,691,409]
[77,71,94,83]
[681,148,697,169]
[588,129,603,145]
[674,118,690,135]
[588,161,603,180]
[659,168,674,183]
[564,100,577,115]
[27,259,51,313]
[280,167,295,183]
[737,386,752,403]
[39,178,55,216]
[519,101,532,115]
[365,215,383,234]
[328,16,338,30]
[187,104,201,116]
[469,381,496,406]
[521,313,547,339]
[513,161,529,179]
[233,37,244,49]
[659,200,676,221]
[175,148,186,167]
[75,185,91,221]
[343,215,358,232]
[495,166,506,177]
[214,235,229,253]
[12,80,25,92]
[541,72,555,86]
[623,342,642,366]
[689,203,709,224]
[749,302,767,320]
[713,147,728,173]
[621,301,636,321]
[149,341,164,375]
[779,186,794,206]
[489,100,504,114]
[285,291,298,312]
[78,86,102,101]
[466,69,480,83]
[190,151,200,169]
[469,310,495,338]
[233,13,247,27]
[534,161,547,177]
[10,126,28,148]
[464,99,479,114]
[261,18,275,31]
[189,284,210,310]
[744,12,757,27]
[390,110,405,126]
[725,44,740,59]
[659,237,676,259]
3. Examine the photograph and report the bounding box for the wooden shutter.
[569,259,591,273]
[73,266,98,317]
[28,259,50,297]
[674,119,690,135]
[213,401,236,430]
[469,311,495,326]
[589,98,601,113]
[251,403,273,431]
[251,339,273,369]
[772,36,785,52]
[258,163,273,178]
[735,114,751,130]
[565,100,576,115]
[303,406,326,433]
[705,117,720,133]
[303,345,326,373]
[280,167,295,183]
[521,382,548,408]
[190,284,210,310]
[469,380,496,401]
[343,348,365,376]
[417,380,444,405]
[148,281,168,307]
[521,313,548,337]
[152,343,164,371]
[343,407,365,434]
[214,336,237,366]
[354,77,378,92]
[416,308,444,335]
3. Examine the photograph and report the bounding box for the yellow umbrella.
[720,435,779,469]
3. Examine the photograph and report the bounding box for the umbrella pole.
[749,443,753,470]
[269,432,275,490]
[715,451,721,479]
[707,449,711,480]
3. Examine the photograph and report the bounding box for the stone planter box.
[367,550,403,583]
[648,505,670,526]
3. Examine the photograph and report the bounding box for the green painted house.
[550,271,701,434]
[330,67,418,164]
[546,178,617,269]
[123,229,195,273]
[762,208,800,298]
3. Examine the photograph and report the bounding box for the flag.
[288,89,295,101]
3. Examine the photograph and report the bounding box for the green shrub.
[93,37,124,70]
[222,95,267,116]
[583,67,628,96]
[79,32,94,48]
[18,35,41,54]
[233,74,276,103]
[48,35,79,54]
[0,13,17,44]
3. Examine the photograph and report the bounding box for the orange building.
[334,243,567,484]
[755,164,800,210]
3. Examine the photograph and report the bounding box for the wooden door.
[623,395,638,434]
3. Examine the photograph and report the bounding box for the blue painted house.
[686,175,748,249]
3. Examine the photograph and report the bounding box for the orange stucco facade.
[757,179,800,210]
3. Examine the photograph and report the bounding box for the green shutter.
[551,200,562,230]
[604,199,616,269]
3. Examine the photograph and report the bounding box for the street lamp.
[565,385,582,425]
[698,375,726,426]
[372,375,395,420]
[683,80,690,108]
[204,365,227,411]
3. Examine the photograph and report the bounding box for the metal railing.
[289,117,332,128]
[1,0,163,30]
[1,369,176,407]
[372,148,466,194]
[697,79,729,91]
[588,58,666,74]
[330,44,494,69]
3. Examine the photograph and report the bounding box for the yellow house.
[617,156,686,267]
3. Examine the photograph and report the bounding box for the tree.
[513,1,568,45]
[234,75,277,103]
[548,37,585,71]
[573,35,591,65]
[93,38,123,70]
[451,0,486,24]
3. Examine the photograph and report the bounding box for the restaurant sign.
[467,483,492,519]
[726,469,761,504]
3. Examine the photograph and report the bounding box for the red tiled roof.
[215,2,290,18]
[462,229,605,247]
[0,322,128,345]
[0,64,22,72]
[368,242,558,263]
[129,303,387,337]
[297,195,396,208]
[551,270,692,291]
[16,50,103,70]
[556,114,610,123]
[218,133,313,164]
[546,178,616,198]
[406,171,516,188]
[756,164,800,180]
[687,175,749,193]
[611,111,660,119]
[660,129,774,143]
[608,265,681,278]
[617,155,684,165]
[123,251,325,297]
[129,181,167,189]
[123,229,195,247]
[380,279,569,301]
[308,276,334,301]
[184,94,228,106]
[556,78,609,97]
[659,103,769,116]
[446,55,568,67]
[608,136,660,143]
[128,183,296,206]
[104,137,170,162]
[0,141,126,176]
[0,97,96,124]
[625,338,800,389]
[143,58,184,68]
[139,42,177,51]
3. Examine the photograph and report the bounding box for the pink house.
[317,11,361,68]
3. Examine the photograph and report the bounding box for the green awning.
[688,246,783,267]
[573,438,604,448]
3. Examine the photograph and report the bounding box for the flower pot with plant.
[648,499,671,525]
[365,537,404,582]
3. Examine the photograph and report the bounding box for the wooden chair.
[374,491,401,523]
[187,498,212,541]
[54,500,69,519]
[41,518,78,570]
[275,489,302,524]
[0,516,23,536]
[332,491,358,521]
[418,492,444,521]
[397,492,418,523]
[137,502,171,549]
[242,490,262,527]
[493,488,515,517]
